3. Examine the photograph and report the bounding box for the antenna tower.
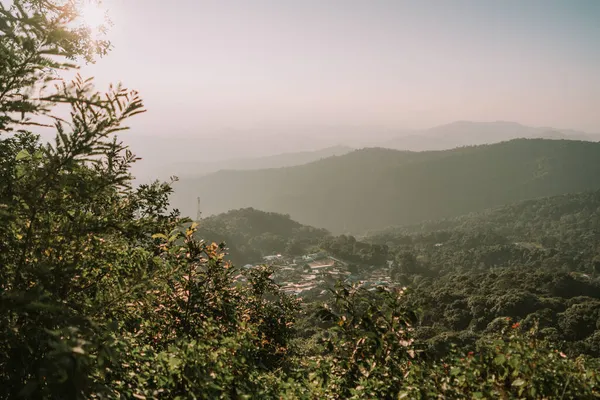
[196,197,202,221]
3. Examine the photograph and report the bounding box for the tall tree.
[0,1,156,397]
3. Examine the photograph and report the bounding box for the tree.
[0,0,110,132]
[0,1,163,397]
[393,251,419,275]
[0,3,306,397]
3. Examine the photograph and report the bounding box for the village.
[239,251,393,299]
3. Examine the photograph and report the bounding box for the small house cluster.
[237,251,394,299]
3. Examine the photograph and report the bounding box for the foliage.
[302,286,600,399]
[405,321,600,399]
[365,190,600,357]
[320,234,389,266]
[0,2,300,398]
[0,0,110,132]
[193,207,329,264]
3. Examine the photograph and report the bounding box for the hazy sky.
[79,0,600,137]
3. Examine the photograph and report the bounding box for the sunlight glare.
[77,1,107,38]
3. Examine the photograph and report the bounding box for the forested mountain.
[359,190,600,358]
[192,193,600,360]
[382,121,599,151]
[134,121,600,183]
[193,208,329,264]
[173,139,600,233]
[368,189,600,246]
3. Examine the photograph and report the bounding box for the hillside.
[193,208,329,265]
[172,139,600,233]
[203,193,600,359]
[356,191,600,357]
[382,121,599,151]
[368,189,600,246]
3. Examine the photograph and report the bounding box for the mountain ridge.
[382,120,599,151]
[138,145,354,181]
[172,138,600,233]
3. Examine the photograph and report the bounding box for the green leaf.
[152,233,167,240]
[16,149,31,161]
[15,165,26,179]
[167,356,181,370]
[512,378,526,387]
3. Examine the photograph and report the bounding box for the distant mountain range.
[381,121,600,151]
[141,145,353,181]
[172,138,600,233]
[132,121,598,182]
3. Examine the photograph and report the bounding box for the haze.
[75,0,600,177]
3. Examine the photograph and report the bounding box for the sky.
[67,0,600,168]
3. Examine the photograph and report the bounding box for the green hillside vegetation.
[3,2,600,399]
[193,207,391,267]
[370,189,600,242]
[361,191,600,357]
[193,208,329,264]
[174,139,600,233]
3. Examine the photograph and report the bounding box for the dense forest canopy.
[356,191,600,357]
[174,139,600,233]
[367,189,600,253]
[194,193,600,363]
[191,208,329,265]
[1,1,600,399]
[180,191,600,395]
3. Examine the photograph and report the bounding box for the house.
[263,254,283,263]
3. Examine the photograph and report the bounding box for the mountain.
[193,208,329,265]
[172,139,600,233]
[367,189,600,248]
[382,121,599,151]
[359,190,600,358]
[142,145,353,181]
